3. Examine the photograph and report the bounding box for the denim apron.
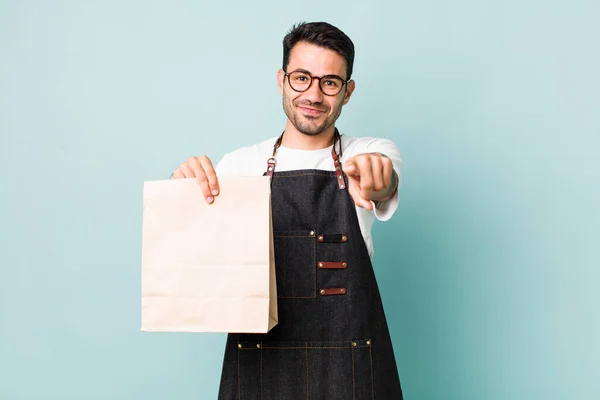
[217,130,403,399]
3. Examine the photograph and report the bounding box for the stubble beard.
[283,95,344,137]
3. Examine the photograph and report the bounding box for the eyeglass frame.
[283,69,349,96]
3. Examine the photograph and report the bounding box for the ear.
[277,69,284,95]
[342,79,356,105]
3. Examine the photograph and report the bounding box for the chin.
[296,118,329,136]
[297,124,330,136]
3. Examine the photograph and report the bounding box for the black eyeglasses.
[284,70,348,96]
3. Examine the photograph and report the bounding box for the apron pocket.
[238,339,374,400]
[273,230,316,298]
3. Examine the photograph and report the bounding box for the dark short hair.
[282,21,355,80]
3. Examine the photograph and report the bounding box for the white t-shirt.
[214,134,403,259]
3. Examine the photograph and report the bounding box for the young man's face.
[278,41,355,136]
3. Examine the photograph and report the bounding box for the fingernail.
[212,189,218,196]
[207,196,213,203]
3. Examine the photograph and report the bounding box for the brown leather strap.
[332,147,345,190]
[318,261,348,269]
[265,134,283,177]
[331,129,344,189]
[319,287,347,296]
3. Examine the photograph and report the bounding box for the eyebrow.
[292,68,346,80]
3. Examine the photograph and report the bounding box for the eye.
[323,79,340,87]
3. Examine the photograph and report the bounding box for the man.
[171,21,403,399]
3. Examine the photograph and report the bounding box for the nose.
[303,77,324,103]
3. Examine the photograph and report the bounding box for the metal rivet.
[340,185,345,189]
[310,231,315,236]
[340,288,346,293]
[256,343,261,349]
[338,176,343,180]
[320,289,325,295]
[318,262,323,268]
[238,343,242,349]
[352,342,357,347]
[318,235,324,242]
[342,235,348,242]
[268,167,273,171]
[366,340,371,345]
[342,262,347,267]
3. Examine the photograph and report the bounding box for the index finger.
[198,156,220,196]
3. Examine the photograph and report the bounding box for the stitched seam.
[370,345,374,400]
[274,235,313,238]
[240,346,370,350]
[260,343,263,400]
[305,343,309,400]
[237,343,241,400]
[273,172,336,178]
[352,347,356,400]
[313,235,317,296]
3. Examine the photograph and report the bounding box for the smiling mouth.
[298,106,325,116]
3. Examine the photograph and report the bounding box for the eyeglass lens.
[288,71,344,95]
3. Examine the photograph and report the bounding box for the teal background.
[1,0,598,399]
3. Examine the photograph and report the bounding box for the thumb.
[347,177,373,211]
[352,191,373,211]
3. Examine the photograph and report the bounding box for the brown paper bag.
[141,176,278,333]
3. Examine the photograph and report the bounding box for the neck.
[281,121,336,150]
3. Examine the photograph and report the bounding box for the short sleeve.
[214,152,238,177]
